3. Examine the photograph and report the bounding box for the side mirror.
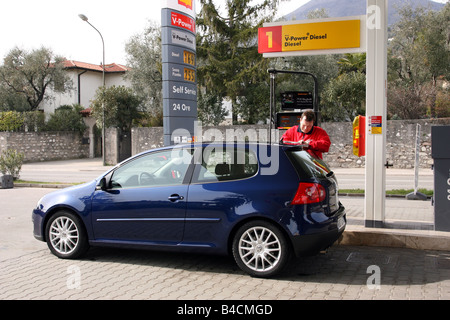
[96,177,109,191]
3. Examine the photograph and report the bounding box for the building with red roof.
[39,59,131,115]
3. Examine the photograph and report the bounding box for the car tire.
[45,211,89,259]
[232,220,290,278]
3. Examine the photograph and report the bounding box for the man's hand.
[299,140,310,148]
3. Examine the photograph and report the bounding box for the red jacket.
[281,125,331,159]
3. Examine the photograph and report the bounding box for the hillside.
[284,0,445,25]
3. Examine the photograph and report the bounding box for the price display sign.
[183,50,195,66]
[184,67,195,82]
[162,1,197,146]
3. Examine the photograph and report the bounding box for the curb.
[338,192,432,199]
[14,183,74,189]
[338,229,450,252]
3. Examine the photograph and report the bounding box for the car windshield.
[110,148,193,188]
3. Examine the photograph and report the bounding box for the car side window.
[192,146,258,183]
[110,148,193,189]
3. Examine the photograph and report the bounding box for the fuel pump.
[268,69,320,144]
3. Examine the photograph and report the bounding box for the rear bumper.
[290,221,345,256]
[289,207,346,257]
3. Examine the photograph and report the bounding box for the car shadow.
[80,245,450,285]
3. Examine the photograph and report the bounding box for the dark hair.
[301,109,315,122]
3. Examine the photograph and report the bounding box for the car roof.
[131,142,304,158]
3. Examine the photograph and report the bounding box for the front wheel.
[232,220,290,278]
[45,211,89,259]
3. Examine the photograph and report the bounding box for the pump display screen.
[281,91,313,110]
[276,112,302,129]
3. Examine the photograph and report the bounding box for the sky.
[0,0,306,66]
[1,0,447,66]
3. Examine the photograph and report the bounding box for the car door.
[182,145,260,249]
[91,147,193,244]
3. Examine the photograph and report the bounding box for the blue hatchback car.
[32,143,346,277]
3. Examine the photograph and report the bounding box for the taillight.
[291,182,326,205]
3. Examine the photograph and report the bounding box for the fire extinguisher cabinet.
[352,115,366,157]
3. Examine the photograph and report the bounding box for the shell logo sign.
[161,0,195,17]
[178,0,192,10]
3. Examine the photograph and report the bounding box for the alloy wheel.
[49,216,80,255]
[238,226,282,273]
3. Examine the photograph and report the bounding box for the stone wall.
[0,131,89,162]
[1,118,448,167]
[104,128,119,166]
[131,127,164,155]
[130,118,449,169]
[321,118,450,169]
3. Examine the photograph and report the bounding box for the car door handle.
[168,194,184,202]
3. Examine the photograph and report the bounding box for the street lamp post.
[78,14,106,166]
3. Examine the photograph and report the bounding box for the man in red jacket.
[280,109,331,159]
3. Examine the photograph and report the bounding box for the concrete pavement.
[1,187,449,300]
[18,158,114,184]
[1,237,449,300]
[333,167,434,191]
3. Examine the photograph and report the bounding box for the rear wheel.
[45,211,89,259]
[232,220,290,277]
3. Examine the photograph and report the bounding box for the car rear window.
[285,149,332,180]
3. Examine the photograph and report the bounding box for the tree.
[319,53,367,121]
[389,3,449,86]
[0,86,29,112]
[45,104,87,133]
[197,0,279,124]
[0,47,72,111]
[125,21,162,123]
[198,90,229,126]
[322,70,366,121]
[337,53,366,75]
[91,85,143,132]
[387,83,431,119]
[417,4,450,86]
[388,3,449,118]
[234,82,270,124]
